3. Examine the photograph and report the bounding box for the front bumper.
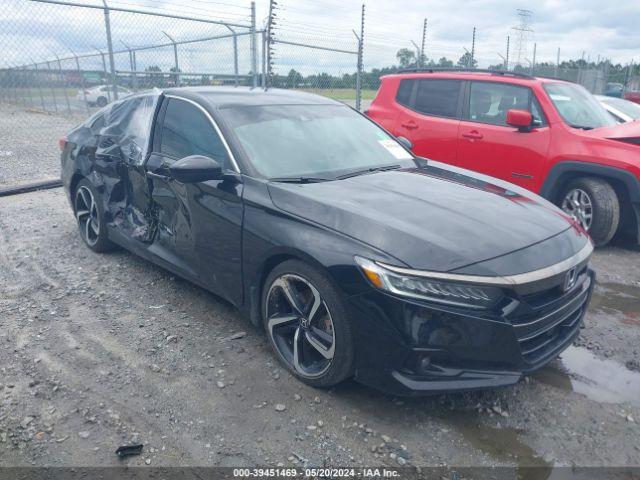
[347,267,595,396]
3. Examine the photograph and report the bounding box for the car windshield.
[601,96,640,120]
[544,83,617,129]
[220,104,415,179]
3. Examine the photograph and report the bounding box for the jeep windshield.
[544,83,617,130]
[219,104,416,180]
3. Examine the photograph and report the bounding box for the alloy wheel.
[75,186,100,246]
[561,188,593,231]
[266,274,336,378]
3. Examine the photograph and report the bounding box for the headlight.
[354,256,503,309]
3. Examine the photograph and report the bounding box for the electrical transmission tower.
[512,9,533,68]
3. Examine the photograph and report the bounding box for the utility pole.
[506,36,510,70]
[420,18,427,67]
[512,9,533,68]
[265,0,276,88]
[470,27,476,68]
[555,47,560,77]
[354,3,365,110]
[530,42,536,75]
[250,1,257,88]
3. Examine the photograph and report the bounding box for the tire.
[73,179,116,253]
[262,260,355,388]
[96,96,108,107]
[558,177,620,246]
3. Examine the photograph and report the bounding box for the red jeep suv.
[367,69,640,246]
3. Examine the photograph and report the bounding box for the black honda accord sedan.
[61,87,594,395]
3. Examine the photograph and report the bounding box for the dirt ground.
[0,103,639,477]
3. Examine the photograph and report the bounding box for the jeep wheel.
[559,177,619,246]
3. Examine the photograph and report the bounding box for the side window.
[160,99,228,166]
[395,79,415,107]
[414,80,462,119]
[469,82,538,127]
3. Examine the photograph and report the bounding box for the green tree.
[396,48,416,69]
[457,52,477,68]
[287,69,303,88]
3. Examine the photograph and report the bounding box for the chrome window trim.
[376,240,593,286]
[164,94,240,173]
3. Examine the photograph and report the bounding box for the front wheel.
[262,260,355,388]
[558,177,619,246]
[74,179,115,253]
[96,96,108,107]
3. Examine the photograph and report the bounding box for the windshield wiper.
[570,124,594,130]
[269,176,332,184]
[336,164,401,180]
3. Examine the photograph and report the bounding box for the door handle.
[146,171,171,182]
[400,120,418,130]
[462,130,483,140]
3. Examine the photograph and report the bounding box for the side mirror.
[169,155,223,183]
[506,109,534,131]
[396,136,413,150]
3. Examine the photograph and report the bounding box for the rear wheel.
[96,96,108,107]
[74,179,115,253]
[559,177,619,246]
[262,260,354,388]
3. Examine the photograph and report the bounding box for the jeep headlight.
[355,256,503,309]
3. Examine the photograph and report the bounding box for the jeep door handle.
[462,130,483,140]
[400,120,418,130]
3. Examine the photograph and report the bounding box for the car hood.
[267,164,579,272]
[582,121,640,142]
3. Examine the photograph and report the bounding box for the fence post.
[32,62,46,112]
[121,41,137,90]
[72,50,90,114]
[26,65,36,109]
[102,0,118,101]
[163,32,180,87]
[54,54,71,114]
[45,61,59,113]
[261,30,267,88]
[250,1,258,88]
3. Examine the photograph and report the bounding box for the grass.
[302,88,377,101]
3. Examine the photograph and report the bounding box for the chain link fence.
[2,0,640,119]
[0,0,262,120]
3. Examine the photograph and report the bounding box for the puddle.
[535,345,640,407]
[446,412,553,480]
[589,282,640,325]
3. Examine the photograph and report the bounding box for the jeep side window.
[395,79,415,107]
[468,82,545,127]
[414,79,462,119]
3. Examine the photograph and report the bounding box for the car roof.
[381,70,573,87]
[162,86,343,108]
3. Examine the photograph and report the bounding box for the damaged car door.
[144,95,244,304]
[95,94,159,244]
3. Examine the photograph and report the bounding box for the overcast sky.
[2,0,638,73]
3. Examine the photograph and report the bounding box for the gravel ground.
[0,104,79,186]
[0,103,639,475]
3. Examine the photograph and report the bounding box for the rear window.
[414,79,461,119]
[395,79,415,107]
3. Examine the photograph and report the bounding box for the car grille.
[510,272,592,366]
